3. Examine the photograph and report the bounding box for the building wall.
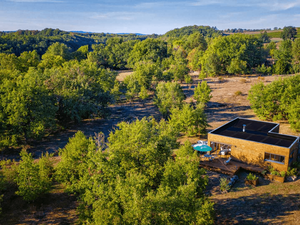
[289,139,299,166]
[208,133,291,171]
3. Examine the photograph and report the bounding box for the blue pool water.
[193,145,212,152]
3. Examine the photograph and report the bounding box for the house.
[207,117,299,172]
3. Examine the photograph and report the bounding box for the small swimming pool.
[193,144,212,152]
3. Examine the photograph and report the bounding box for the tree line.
[0,28,156,56]
[1,24,299,148]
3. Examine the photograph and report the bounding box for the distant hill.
[0,28,156,56]
[71,31,147,36]
[163,25,223,38]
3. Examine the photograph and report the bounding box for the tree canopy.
[55,118,214,224]
[248,74,300,131]
[281,26,297,41]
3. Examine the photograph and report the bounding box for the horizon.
[1,0,300,34]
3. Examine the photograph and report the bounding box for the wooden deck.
[199,156,264,176]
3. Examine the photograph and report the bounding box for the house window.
[265,152,285,164]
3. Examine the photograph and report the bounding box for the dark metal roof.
[210,118,298,148]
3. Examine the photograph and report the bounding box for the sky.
[1,0,300,34]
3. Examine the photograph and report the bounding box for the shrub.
[0,159,18,186]
[280,171,286,177]
[261,170,267,175]
[15,150,53,201]
[257,76,264,80]
[246,173,258,181]
[220,177,230,193]
[271,170,280,176]
[256,64,272,75]
[0,159,18,215]
[234,90,242,96]
[240,78,247,83]
[286,167,297,176]
[218,77,224,82]
[292,162,300,170]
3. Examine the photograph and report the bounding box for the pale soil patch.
[116,70,133,81]
[183,73,298,141]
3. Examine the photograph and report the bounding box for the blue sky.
[1,0,300,34]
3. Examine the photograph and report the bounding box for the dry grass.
[234,90,242,96]
[116,70,133,81]
[240,78,247,83]
[211,178,300,224]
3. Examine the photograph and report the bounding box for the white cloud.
[91,12,144,21]
[190,0,222,6]
[258,1,300,11]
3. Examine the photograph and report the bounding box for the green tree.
[15,150,53,201]
[139,85,149,103]
[248,75,300,126]
[187,48,204,71]
[194,81,212,105]
[124,73,141,101]
[127,39,168,68]
[43,60,115,123]
[169,104,208,136]
[73,45,89,61]
[259,31,271,43]
[38,42,71,70]
[59,118,214,224]
[0,68,57,147]
[154,82,185,118]
[199,34,264,76]
[281,26,297,41]
[133,61,162,89]
[292,38,300,73]
[55,131,96,193]
[18,50,40,72]
[288,96,300,131]
[184,32,207,52]
[273,40,293,74]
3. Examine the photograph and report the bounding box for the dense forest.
[0,25,299,223]
[0,28,158,56]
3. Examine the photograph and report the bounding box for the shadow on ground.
[212,188,300,225]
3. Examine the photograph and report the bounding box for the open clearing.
[1,71,299,224]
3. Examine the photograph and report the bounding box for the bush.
[240,78,247,83]
[220,177,230,193]
[246,173,258,181]
[15,150,53,201]
[256,64,272,75]
[270,170,280,176]
[286,167,297,176]
[234,90,242,96]
[0,159,18,215]
[280,171,286,177]
[218,77,224,82]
